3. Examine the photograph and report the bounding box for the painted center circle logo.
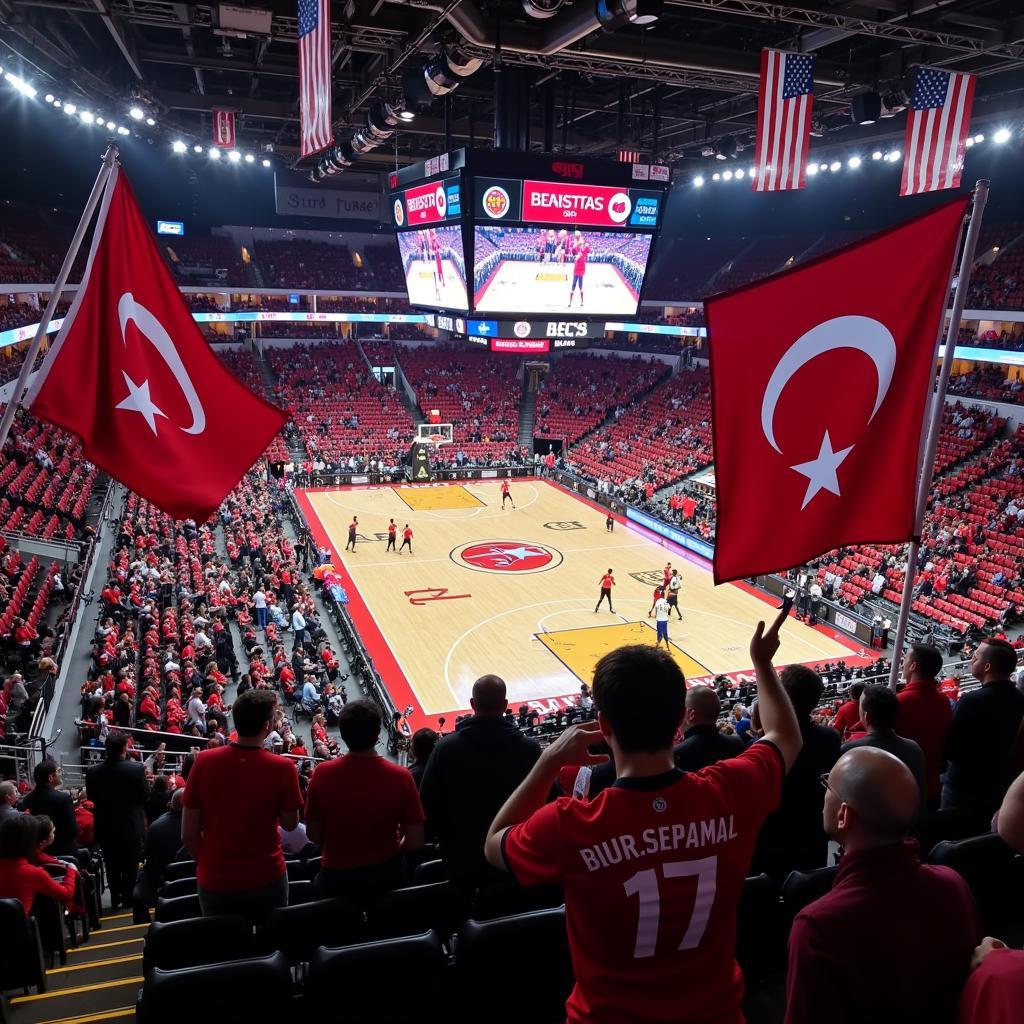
[483,185,510,219]
[607,191,632,224]
[435,184,447,218]
[452,540,563,574]
[393,198,404,226]
[513,320,532,338]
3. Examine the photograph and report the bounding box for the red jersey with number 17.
[502,742,784,1024]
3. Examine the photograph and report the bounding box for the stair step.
[10,977,142,1024]
[44,957,143,991]
[65,939,145,964]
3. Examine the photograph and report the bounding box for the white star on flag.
[790,430,854,509]
[116,371,167,434]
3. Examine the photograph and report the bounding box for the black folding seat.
[154,893,202,923]
[286,878,315,905]
[779,864,837,928]
[736,873,783,984]
[258,897,362,964]
[0,898,48,993]
[472,877,564,920]
[367,880,466,941]
[912,808,983,857]
[411,858,446,884]
[156,876,197,900]
[142,914,253,973]
[162,860,197,882]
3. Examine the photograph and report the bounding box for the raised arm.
[749,606,803,772]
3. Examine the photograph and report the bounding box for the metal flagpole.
[0,143,118,454]
[887,179,991,690]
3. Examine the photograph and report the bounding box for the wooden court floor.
[298,480,861,719]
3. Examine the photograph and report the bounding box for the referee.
[666,569,683,620]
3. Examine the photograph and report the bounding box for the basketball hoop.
[428,433,446,446]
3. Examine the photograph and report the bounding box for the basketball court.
[295,478,871,724]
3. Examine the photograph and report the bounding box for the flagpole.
[887,179,990,690]
[0,144,118,455]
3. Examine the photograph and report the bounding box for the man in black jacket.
[420,675,540,892]
[87,733,149,908]
[21,759,79,856]
[134,788,185,913]
[673,685,746,772]
[752,665,841,880]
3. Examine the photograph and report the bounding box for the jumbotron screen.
[395,225,469,311]
[472,226,652,316]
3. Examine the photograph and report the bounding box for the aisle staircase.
[7,910,147,1024]
[517,388,536,449]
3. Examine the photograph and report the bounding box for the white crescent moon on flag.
[760,315,896,455]
[118,292,207,435]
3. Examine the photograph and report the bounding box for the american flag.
[298,0,333,158]
[900,66,975,197]
[753,49,815,192]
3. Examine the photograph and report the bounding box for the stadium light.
[818,162,828,172]
[973,134,984,144]
[193,144,204,154]
[806,163,818,176]
[63,102,76,115]
[80,111,94,124]
[117,126,130,136]
[993,128,1011,144]
[129,106,144,120]
[847,156,862,168]
[829,160,841,172]
[965,137,975,148]
[7,74,37,98]
[146,117,155,126]
[871,150,883,160]
[734,168,745,179]
[886,149,900,161]
[106,120,116,130]
[228,150,241,163]
[172,140,187,154]
[44,93,54,103]
[244,153,255,163]
[693,175,704,187]
[712,172,721,181]
[262,158,272,168]
[722,169,733,181]
[209,146,221,160]
[748,166,756,178]
[54,101,62,109]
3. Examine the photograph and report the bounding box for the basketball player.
[386,518,397,552]
[654,592,671,648]
[345,516,358,552]
[666,569,683,620]
[568,230,591,308]
[605,511,614,533]
[595,568,615,613]
[557,229,570,263]
[400,523,414,555]
[430,229,444,300]
[540,228,558,263]
[663,562,673,592]
[648,585,663,617]
[501,479,515,509]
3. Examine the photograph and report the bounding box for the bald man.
[419,675,541,891]
[673,685,746,772]
[785,748,979,1024]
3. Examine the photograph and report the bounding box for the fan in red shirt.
[485,606,802,1024]
[182,690,303,922]
[831,682,866,742]
[0,814,78,916]
[305,700,425,908]
[895,644,952,808]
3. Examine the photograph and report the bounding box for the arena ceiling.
[1,0,1022,172]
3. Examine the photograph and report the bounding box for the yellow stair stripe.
[68,939,145,954]
[99,912,134,922]
[36,1006,135,1024]
[11,977,143,1004]
[47,954,143,974]
[89,923,149,935]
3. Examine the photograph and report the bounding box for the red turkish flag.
[707,194,968,583]
[26,165,288,522]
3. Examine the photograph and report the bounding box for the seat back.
[912,808,982,857]
[162,860,197,882]
[137,951,293,1024]
[156,877,197,901]
[286,879,315,905]
[736,873,783,983]
[143,914,253,973]
[307,931,447,1023]
[155,893,202,923]
[928,833,1024,932]
[455,907,572,1024]
[472,878,564,920]
[412,858,447,884]
[258,898,362,964]
[368,881,464,940]
[780,864,837,927]
[0,898,46,992]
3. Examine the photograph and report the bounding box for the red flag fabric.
[26,165,288,522]
[707,194,968,584]
[212,109,236,148]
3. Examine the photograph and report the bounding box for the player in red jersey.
[485,606,802,1024]
[501,478,515,509]
[386,518,397,553]
[595,569,615,613]
[568,230,591,308]
[430,229,444,299]
[399,523,414,555]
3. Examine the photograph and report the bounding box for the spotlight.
[871,150,883,160]
[209,146,221,160]
[806,163,818,176]
[117,126,130,136]
[350,131,377,154]
[973,133,984,144]
[145,117,155,126]
[7,74,37,98]
[597,0,663,31]
[45,93,54,103]
[54,101,62,109]
[722,169,733,181]
[734,168,744,179]
[262,158,272,168]
[227,150,241,162]
[712,172,720,181]
[818,162,828,171]
[993,128,1011,144]
[965,137,975,148]
[193,144,204,154]
[106,120,116,130]
[80,111,94,124]
[129,106,145,120]
[63,102,77,115]
[244,153,255,163]
[172,140,187,154]
[829,160,841,172]
[716,135,737,161]
[850,91,881,126]
[749,166,756,178]
[368,100,402,134]
[693,175,704,187]
[847,156,862,168]
[886,149,901,162]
